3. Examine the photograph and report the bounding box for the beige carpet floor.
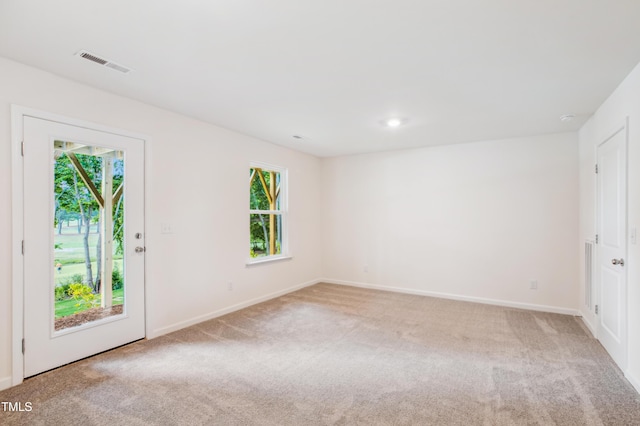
[1,283,639,425]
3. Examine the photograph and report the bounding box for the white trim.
[13,105,150,141]
[10,105,150,388]
[0,376,13,392]
[249,161,287,174]
[579,312,597,338]
[143,131,152,341]
[51,313,131,338]
[322,278,581,316]
[148,278,319,339]
[11,106,25,387]
[626,371,640,395]
[246,255,293,266]
[248,161,289,259]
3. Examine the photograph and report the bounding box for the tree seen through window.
[249,166,286,259]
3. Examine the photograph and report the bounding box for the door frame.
[11,105,151,386]
[594,118,629,370]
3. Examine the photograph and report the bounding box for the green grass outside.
[55,288,124,318]
[54,260,123,287]
[54,229,100,264]
[55,227,122,260]
[54,225,125,318]
[55,228,122,264]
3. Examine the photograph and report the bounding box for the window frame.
[247,162,289,265]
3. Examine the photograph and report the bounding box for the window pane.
[250,213,282,258]
[250,168,281,211]
[53,146,125,331]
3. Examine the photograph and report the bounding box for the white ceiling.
[2,0,640,157]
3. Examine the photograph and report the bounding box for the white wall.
[7,51,636,393]
[321,133,579,313]
[579,60,640,392]
[0,57,322,388]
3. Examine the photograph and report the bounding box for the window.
[249,164,287,261]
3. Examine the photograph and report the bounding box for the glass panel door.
[23,116,145,378]
[53,141,125,331]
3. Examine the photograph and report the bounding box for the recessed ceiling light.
[560,114,575,122]
[386,118,403,128]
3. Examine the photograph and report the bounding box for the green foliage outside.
[53,147,126,319]
[67,284,99,310]
[55,268,123,299]
[249,169,282,257]
[112,267,124,290]
[54,228,124,318]
[55,289,124,318]
[54,151,125,292]
[54,266,124,318]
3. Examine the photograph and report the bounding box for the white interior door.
[596,126,627,370]
[23,116,145,377]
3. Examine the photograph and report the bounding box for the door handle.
[611,258,624,266]
[135,246,146,253]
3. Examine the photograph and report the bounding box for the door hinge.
[595,234,599,244]
[21,240,24,254]
[21,141,24,156]
[595,305,599,315]
[595,164,598,174]
[22,339,25,354]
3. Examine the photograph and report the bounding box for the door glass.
[53,140,125,331]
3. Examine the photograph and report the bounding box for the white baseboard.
[0,376,13,391]
[579,313,597,338]
[626,371,640,395]
[321,278,580,316]
[149,278,320,339]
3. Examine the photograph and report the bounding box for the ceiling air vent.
[76,50,132,74]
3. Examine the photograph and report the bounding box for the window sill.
[245,255,292,266]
